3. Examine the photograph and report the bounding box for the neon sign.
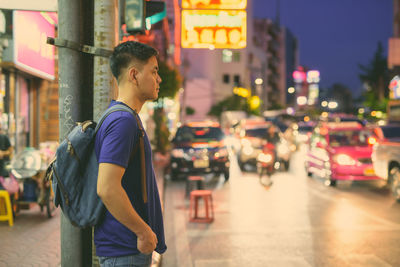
[181,10,246,49]
[182,0,247,10]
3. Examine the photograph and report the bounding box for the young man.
[95,41,166,267]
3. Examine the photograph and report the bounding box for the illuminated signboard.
[13,10,56,80]
[182,0,247,10]
[181,9,246,49]
[307,70,320,83]
[292,70,306,83]
[389,75,400,99]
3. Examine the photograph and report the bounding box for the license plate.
[193,159,209,168]
[364,167,375,176]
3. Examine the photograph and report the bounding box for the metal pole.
[92,1,118,266]
[58,0,94,266]
[93,0,118,121]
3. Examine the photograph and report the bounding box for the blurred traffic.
[167,102,400,204]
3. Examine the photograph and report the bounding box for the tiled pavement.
[0,205,61,267]
[0,153,168,267]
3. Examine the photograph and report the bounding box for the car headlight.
[241,138,251,147]
[333,154,356,165]
[171,148,185,158]
[243,146,254,156]
[257,153,273,163]
[215,147,228,158]
[277,143,289,155]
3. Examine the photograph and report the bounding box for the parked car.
[169,122,230,181]
[305,122,379,186]
[370,123,400,142]
[371,123,400,201]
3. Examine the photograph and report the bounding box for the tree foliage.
[358,42,389,111]
[157,61,182,99]
[152,107,170,154]
[152,61,182,154]
[328,83,354,113]
[208,94,255,118]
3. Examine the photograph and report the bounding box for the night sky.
[253,0,393,97]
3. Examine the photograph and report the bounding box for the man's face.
[136,56,162,101]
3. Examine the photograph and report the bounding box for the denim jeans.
[99,253,153,267]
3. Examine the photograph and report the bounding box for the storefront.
[0,9,58,153]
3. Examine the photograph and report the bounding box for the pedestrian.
[95,41,166,267]
[0,122,12,178]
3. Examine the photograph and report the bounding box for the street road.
[162,147,400,267]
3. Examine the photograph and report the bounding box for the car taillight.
[368,136,377,145]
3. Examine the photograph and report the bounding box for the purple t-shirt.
[94,100,166,257]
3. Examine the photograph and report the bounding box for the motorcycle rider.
[258,125,280,186]
[265,125,280,145]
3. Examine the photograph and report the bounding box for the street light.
[321,101,328,107]
[328,101,338,109]
[255,78,263,85]
[297,96,307,105]
[288,87,295,94]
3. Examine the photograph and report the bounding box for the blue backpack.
[45,104,145,228]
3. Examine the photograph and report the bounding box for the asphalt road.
[162,147,400,267]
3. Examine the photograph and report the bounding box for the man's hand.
[137,226,158,254]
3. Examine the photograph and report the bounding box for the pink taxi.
[304,122,379,186]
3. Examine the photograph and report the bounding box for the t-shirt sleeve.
[98,113,137,168]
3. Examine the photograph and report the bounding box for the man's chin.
[149,93,158,101]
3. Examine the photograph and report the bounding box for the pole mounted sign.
[124,0,166,34]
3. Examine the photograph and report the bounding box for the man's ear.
[128,67,139,84]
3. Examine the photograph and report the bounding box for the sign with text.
[13,10,56,80]
[181,9,246,49]
[182,0,247,10]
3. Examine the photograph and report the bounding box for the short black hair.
[109,41,158,81]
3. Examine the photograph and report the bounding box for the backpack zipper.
[52,166,70,206]
[66,138,81,166]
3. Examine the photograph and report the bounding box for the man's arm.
[97,162,157,254]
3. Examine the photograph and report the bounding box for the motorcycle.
[10,148,55,218]
[256,142,279,185]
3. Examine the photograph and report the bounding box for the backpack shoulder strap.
[95,104,135,133]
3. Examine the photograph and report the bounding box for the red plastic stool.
[189,190,214,223]
[185,176,205,196]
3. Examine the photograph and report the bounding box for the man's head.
[268,125,276,135]
[110,41,158,81]
[110,41,162,101]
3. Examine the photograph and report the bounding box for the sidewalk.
[0,153,167,267]
[152,152,169,267]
